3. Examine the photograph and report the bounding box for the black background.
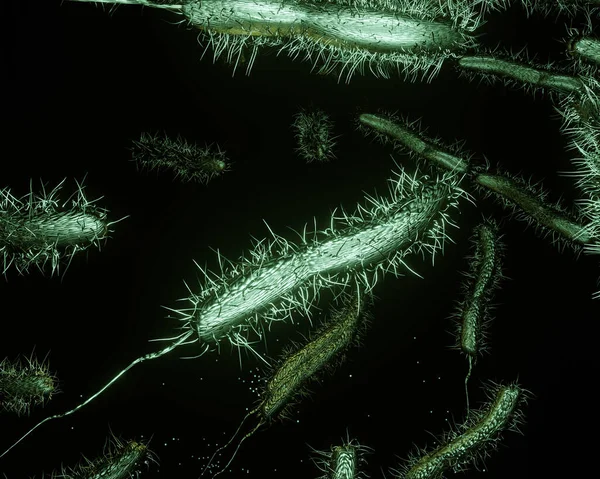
[2,1,599,478]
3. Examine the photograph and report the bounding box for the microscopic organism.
[0,179,114,277]
[0,167,466,458]
[568,35,600,69]
[520,0,600,17]
[311,434,371,479]
[51,433,157,479]
[452,220,504,412]
[292,108,337,163]
[131,132,229,184]
[394,381,529,479]
[474,171,592,248]
[0,352,57,416]
[358,111,594,250]
[358,112,471,173]
[65,0,483,82]
[201,293,370,477]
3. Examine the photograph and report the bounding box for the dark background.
[2,1,599,478]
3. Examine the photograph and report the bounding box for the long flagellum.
[0,330,194,459]
[2,168,464,459]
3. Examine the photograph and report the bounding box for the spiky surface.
[396,382,528,479]
[457,49,587,98]
[521,0,600,17]
[131,132,229,184]
[550,73,600,296]
[182,0,478,82]
[66,0,187,8]
[0,179,110,276]
[0,353,57,417]
[556,76,600,197]
[54,435,157,479]
[474,169,591,250]
[258,292,370,422]
[175,168,466,353]
[568,35,600,69]
[311,435,372,479]
[358,112,471,173]
[452,219,504,358]
[292,108,338,163]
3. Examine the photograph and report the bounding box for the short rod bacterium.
[203,292,370,478]
[0,179,119,277]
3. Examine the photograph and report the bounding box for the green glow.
[67,0,478,81]
[292,108,337,163]
[131,132,229,184]
[0,353,57,417]
[0,179,113,276]
[359,113,470,173]
[400,383,526,479]
[458,55,585,95]
[56,435,157,479]
[476,173,592,245]
[186,169,464,350]
[261,294,366,420]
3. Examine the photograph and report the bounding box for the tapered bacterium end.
[458,54,584,95]
[0,179,112,276]
[399,382,528,479]
[183,168,466,353]
[359,113,469,173]
[131,132,230,184]
[475,172,592,247]
[181,0,478,81]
